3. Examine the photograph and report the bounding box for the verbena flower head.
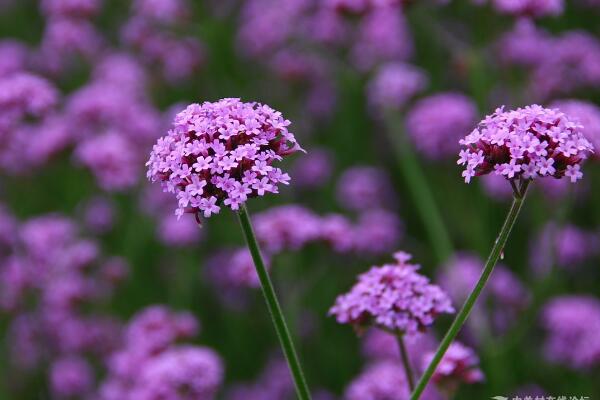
[146,98,303,220]
[423,342,484,389]
[458,104,593,185]
[329,251,454,335]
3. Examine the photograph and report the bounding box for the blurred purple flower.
[0,40,29,77]
[157,214,203,246]
[98,306,222,400]
[345,361,442,400]
[423,341,484,390]
[132,0,189,25]
[352,210,403,256]
[542,295,600,369]
[530,222,599,274]
[290,148,333,189]
[406,92,477,160]
[351,5,413,71]
[439,253,530,333]
[50,355,94,398]
[130,346,223,400]
[551,99,600,158]
[496,19,552,67]
[0,72,59,127]
[93,52,149,94]
[226,358,293,400]
[530,31,600,100]
[491,0,564,17]
[336,166,394,211]
[40,0,102,18]
[330,251,454,335]
[37,18,104,73]
[368,63,428,111]
[82,196,116,234]
[254,205,322,253]
[75,132,141,191]
[362,329,437,367]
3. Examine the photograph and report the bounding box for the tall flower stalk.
[396,334,415,391]
[146,98,312,400]
[237,204,311,400]
[411,179,529,400]
[413,104,593,399]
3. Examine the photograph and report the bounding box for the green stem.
[410,180,530,400]
[397,333,415,392]
[386,113,454,263]
[237,204,312,400]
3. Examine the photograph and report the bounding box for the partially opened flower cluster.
[458,105,593,184]
[329,251,454,335]
[146,98,303,220]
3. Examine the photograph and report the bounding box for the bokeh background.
[1,0,600,398]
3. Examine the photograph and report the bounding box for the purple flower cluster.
[330,251,454,334]
[147,98,303,220]
[406,92,478,160]
[541,296,600,369]
[423,342,485,388]
[98,305,224,400]
[458,105,593,184]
